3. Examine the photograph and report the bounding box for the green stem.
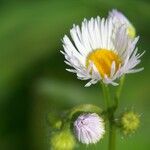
[108,116,116,150]
[101,83,115,150]
[114,75,125,109]
[101,83,111,109]
[101,76,125,150]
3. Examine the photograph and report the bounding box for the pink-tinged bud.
[74,113,105,144]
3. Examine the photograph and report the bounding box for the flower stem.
[101,83,111,110]
[101,83,116,150]
[101,77,125,150]
[108,114,116,150]
[107,76,125,150]
[114,75,125,109]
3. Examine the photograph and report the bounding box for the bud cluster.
[50,108,141,150]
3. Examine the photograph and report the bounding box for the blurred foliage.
[0,0,149,150]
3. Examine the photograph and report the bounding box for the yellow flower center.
[86,49,122,78]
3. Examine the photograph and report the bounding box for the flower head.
[74,113,105,144]
[51,129,75,150]
[120,111,140,135]
[108,9,136,38]
[62,16,144,87]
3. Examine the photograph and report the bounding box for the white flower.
[108,9,136,38]
[61,16,144,87]
[74,113,105,144]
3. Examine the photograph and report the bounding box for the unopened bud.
[74,113,105,144]
[51,129,75,150]
[109,9,136,38]
[120,111,140,135]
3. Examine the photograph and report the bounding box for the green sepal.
[68,104,102,120]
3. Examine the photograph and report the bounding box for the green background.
[0,0,149,150]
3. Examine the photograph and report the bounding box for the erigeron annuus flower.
[74,113,105,144]
[62,16,144,87]
[108,9,136,38]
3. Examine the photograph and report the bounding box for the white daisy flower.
[74,113,105,144]
[61,16,144,87]
[108,9,136,38]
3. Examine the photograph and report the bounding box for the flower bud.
[74,113,105,144]
[109,9,136,38]
[51,129,75,150]
[120,111,140,135]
